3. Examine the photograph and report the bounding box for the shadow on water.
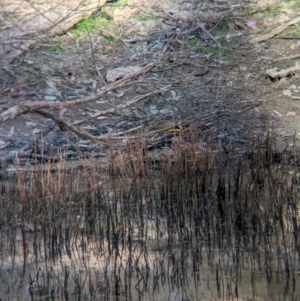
[1,128,300,301]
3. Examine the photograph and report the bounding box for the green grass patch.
[69,12,112,38]
[203,46,220,56]
[175,65,187,72]
[134,13,159,21]
[105,36,115,43]
[292,24,300,37]
[112,0,128,7]
[202,41,235,60]
[147,37,155,44]
[216,19,230,32]
[292,0,300,8]
[240,6,255,14]
[188,37,200,46]
[263,5,282,18]
[44,45,64,53]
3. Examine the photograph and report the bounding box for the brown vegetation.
[1,0,300,300]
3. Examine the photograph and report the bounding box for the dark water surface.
[1,141,300,301]
[1,220,300,301]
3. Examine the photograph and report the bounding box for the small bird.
[147,121,182,133]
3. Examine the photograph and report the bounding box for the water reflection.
[0,223,300,301]
[1,138,300,301]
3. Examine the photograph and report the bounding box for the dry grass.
[1,99,299,299]
[1,1,300,299]
[1,125,299,264]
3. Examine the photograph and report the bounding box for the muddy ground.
[1,0,300,170]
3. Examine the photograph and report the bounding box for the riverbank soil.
[1,0,300,168]
[2,1,300,301]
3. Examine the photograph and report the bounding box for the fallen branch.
[250,15,300,43]
[266,61,300,79]
[0,62,156,124]
[89,84,172,118]
[34,85,172,143]
[271,53,300,63]
[36,109,102,143]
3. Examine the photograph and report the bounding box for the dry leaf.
[32,128,42,134]
[246,20,257,29]
[116,92,125,97]
[176,39,185,45]
[25,121,37,127]
[273,110,282,117]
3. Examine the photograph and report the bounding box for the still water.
[0,222,300,301]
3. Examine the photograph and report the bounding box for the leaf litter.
[0,0,300,170]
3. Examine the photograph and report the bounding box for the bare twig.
[198,22,221,47]
[31,85,172,143]
[89,84,172,118]
[0,62,156,124]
